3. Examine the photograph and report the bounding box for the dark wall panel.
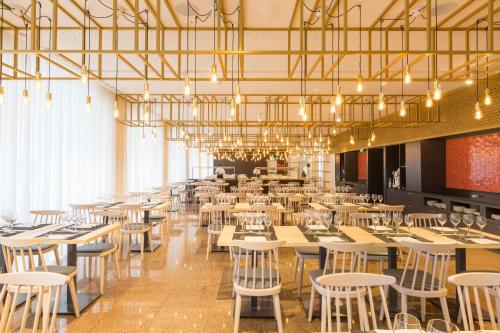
[214,158,267,177]
[405,141,422,192]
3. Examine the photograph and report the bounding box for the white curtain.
[126,126,164,192]
[0,79,116,221]
[167,141,187,183]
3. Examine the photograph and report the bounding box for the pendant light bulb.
[192,99,198,117]
[299,96,305,116]
[184,77,191,96]
[22,89,29,105]
[425,90,433,108]
[349,135,355,145]
[367,140,372,147]
[80,64,88,84]
[433,79,442,100]
[378,92,385,111]
[142,132,146,143]
[465,75,473,86]
[235,85,241,104]
[211,64,217,82]
[399,100,407,117]
[474,101,483,120]
[230,99,236,117]
[483,88,492,106]
[371,130,376,142]
[143,81,150,101]
[46,92,52,109]
[404,65,412,84]
[302,113,308,121]
[356,75,363,92]
[329,97,336,113]
[0,85,4,105]
[334,85,343,106]
[85,95,91,112]
[144,103,150,121]
[113,99,119,118]
[35,71,43,90]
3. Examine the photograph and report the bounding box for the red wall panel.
[358,151,368,180]
[446,132,500,193]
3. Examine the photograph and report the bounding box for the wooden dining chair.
[231,240,286,333]
[308,242,372,324]
[316,272,395,332]
[381,241,455,323]
[29,210,63,265]
[119,203,152,260]
[0,272,68,332]
[206,204,233,261]
[350,213,389,272]
[0,237,81,317]
[330,205,359,225]
[70,204,97,223]
[77,210,122,295]
[448,272,500,331]
[407,213,440,228]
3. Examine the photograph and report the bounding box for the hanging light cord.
[186,1,189,78]
[1,3,4,87]
[476,20,479,102]
[330,23,334,95]
[87,6,91,97]
[401,26,404,100]
[24,22,28,91]
[47,17,52,93]
[336,1,340,87]
[212,0,216,66]
[358,5,362,77]
[194,16,197,95]
[115,27,119,100]
[379,19,383,92]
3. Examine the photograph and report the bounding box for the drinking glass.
[333,213,343,235]
[463,214,474,237]
[437,214,447,233]
[381,212,392,233]
[426,319,459,333]
[404,214,414,235]
[393,213,403,234]
[1,210,17,232]
[322,213,332,232]
[475,215,487,238]
[377,195,384,204]
[393,313,421,332]
[371,213,380,230]
[263,216,272,233]
[449,213,461,233]
[371,194,377,204]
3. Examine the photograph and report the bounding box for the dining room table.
[0,222,122,315]
[217,224,500,318]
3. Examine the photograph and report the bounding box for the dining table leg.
[454,248,466,318]
[387,247,399,312]
[130,210,161,253]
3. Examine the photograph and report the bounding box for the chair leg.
[53,247,61,265]
[420,298,426,322]
[206,234,212,261]
[148,230,154,252]
[297,257,304,297]
[99,257,105,295]
[308,286,315,322]
[234,294,242,333]
[68,277,80,318]
[88,257,92,279]
[113,251,121,280]
[140,233,145,260]
[379,285,390,321]
[272,294,283,333]
[439,297,451,323]
[401,294,408,315]
[320,295,327,333]
[292,256,298,282]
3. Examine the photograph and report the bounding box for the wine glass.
[475,215,487,238]
[1,210,17,232]
[404,214,414,235]
[322,213,332,232]
[393,212,403,234]
[437,214,447,233]
[263,215,272,233]
[449,213,461,233]
[378,195,384,204]
[393,313,421,332]
[333,213,343,235]
[371,213,380,230]
[426,319,459,333]
[371,194,377,204]
[381,212,392,233]
[463,214,474,237]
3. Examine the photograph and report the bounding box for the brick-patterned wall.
[358,151,368,180]
[335,76,500,152]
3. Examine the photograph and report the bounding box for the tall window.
[0,80,116,220]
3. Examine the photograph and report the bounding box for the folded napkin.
[467,238,499,245]
[391,236,422,243]
[367,226,392,231]
[245,225,265,231]
[430,227,455,232]
[318,236,344,243]
[307,225,328,231]
[244,236,267,242]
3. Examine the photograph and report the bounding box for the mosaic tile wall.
[357,151,368,180]
[446,132,500,193]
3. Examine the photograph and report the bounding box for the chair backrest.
[119,203,143,224]
[251,195,271,205]
[377,205,405,214]
[90,210,125,224]
[0,237,51,273]
[331,205,359,225]
[320,242,371,275]
[316,272,395,332]
[70,204,97,223]
[349,213,376,227]
[0,272,67,332]
[231,240,285,291]
[448,272,500,331]
[30,210,64,225]
[216,194,237,205]
[208,205,233,228]
[399,241,455,292]
[344,196,364,204]
[407,213,440,228]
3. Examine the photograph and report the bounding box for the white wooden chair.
[206,204,233,261]
[0,272,68,332]
[119,203,152,260]
[331,205,359,225]
[76,210,122,295]
[350,213,389,272]
[382,241,455,322]
[316,272,395,332]
[308,242,371,325]
[231,240,285,333]
[29,210,62,265]
[448,272,500,331]
[0,237,80,317]
[70,204,97,223]
[407,213,440,228]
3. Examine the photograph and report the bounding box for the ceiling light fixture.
[400,27,406,117]
[210,1,217,83]
[378,20,385,111]
[465,74,473,86]
[356,5,363,92]
[474,20,482,120]
[184,1,191,97]
[432,0,442,101]
[22,22,29,106]
[483,23,492,107]
[335,3,342,107]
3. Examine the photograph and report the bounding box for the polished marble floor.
[52,208,499,333]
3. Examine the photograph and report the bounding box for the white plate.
[318,236,344,243]
[244,236,267,242]
[307,225,328,231]
[391,236,422,243]
[245,225,265,231]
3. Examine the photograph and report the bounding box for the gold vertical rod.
[112,0,118,51]
[238,0,244,78]
[13,28,18,78]
[321,0,325,77]
[52,0,58,50]
[98,28,103,78]
[488,0,494,52]
[343,0,348,52]
[31,0,36,50]
[368,31,372,78]
[448,30,452,77]
[156,0,161,51]
[404,0,409,52]
[134,0,139,51]
[426,0,431,51]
